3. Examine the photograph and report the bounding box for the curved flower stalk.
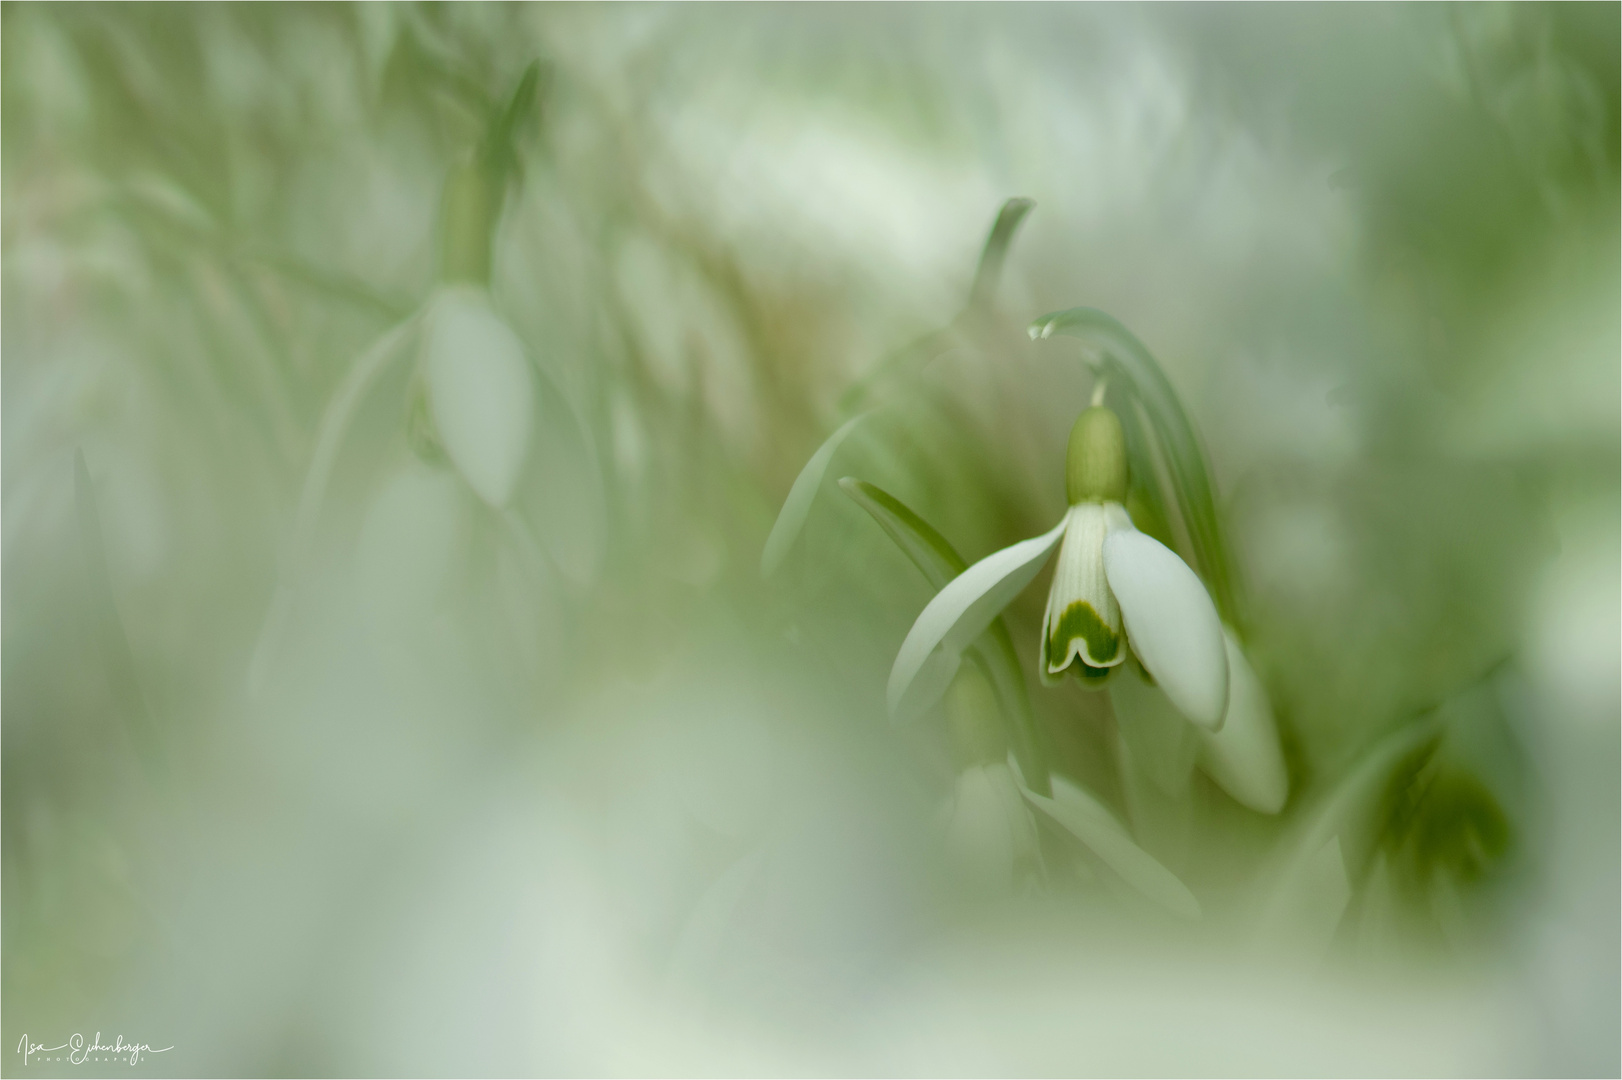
[888,403,1230,731]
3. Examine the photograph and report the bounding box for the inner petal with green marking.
[1041,502,1127,678]
[1047,599,1122,670]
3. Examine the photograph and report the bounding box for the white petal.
[423,286,536,508]
[1103,527,1228,729]
[887,515,1068,718]
[1042,504,1124,674]
[894,646,962,727]
[759,413,867,576]
[1021,774,1202,920]
[1197,629,1289,813]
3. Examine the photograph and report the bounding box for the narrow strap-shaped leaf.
[1257,835,1351,958]
[1264,710,1446,912]
[759,413,868,577]
[250,314,420,694]
[1029,307,1237,623]
[1114,393,1177,549]
[837,477,966,585]
[966,197,1035,315]
[840,478,1051,793]
[483,60,546,191]
[1022,773,1202,920]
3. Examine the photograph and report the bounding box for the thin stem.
[1090,373,1110,408]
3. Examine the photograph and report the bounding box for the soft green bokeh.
[4,4,1616,1075]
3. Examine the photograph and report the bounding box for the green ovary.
[1047,600,1122,672]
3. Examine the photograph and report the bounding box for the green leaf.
[1258,835,1351,957]
[836,477,965,587]
[483,59,545,190]
[759,413,868,577]
[1022,774,1203,920]
[838,477,1051,795]
[966,196,1035,315]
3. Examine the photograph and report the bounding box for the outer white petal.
[423,285,536,508]
[894,646,962,727]
[1197,628,1289,813]
[887,515,1068,718]
[1102,527,1228,730]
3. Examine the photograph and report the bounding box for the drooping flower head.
[888,402,1230,731]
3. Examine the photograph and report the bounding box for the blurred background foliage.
[3,3,1617,1075]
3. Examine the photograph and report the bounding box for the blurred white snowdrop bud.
[418,158,536,509]
[419,284,536,509]
[353,462,473,632]
[942,665,1041,890]
[889,405,1229,730]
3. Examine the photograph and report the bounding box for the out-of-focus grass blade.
[1023,774,1202,920]
[836,477,966,586]
[250,314,421,694]
[1264,661,1524,933]
[834,327,959,417]
[966,197,1035,315]
[484,59,546,190]
[75,450,165,783]
[1028,307,1236,623]
[839,477,1051,795]
[759,413,867,578]
[836,196,1035,414]
[1258,835,1352,957]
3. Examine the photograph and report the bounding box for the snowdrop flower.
[415,158,537,509]
[941,665,1042,890]
[889,404,1229,729]
[418,283,535,509]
